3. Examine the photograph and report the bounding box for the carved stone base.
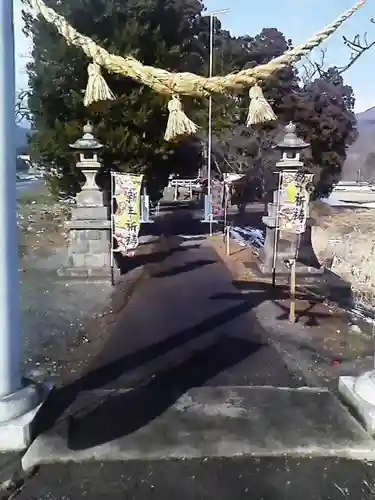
[258,217,323,277]
[58,219,112,281]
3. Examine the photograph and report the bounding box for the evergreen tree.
[285,67,358,197]
[23,1,357,200]
[23,0,213,198]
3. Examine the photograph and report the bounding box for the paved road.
[90,209,301,390]
[16,457,375,500]
[18,207,375,499]
[17,179,43,197]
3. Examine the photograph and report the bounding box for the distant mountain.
[342,107,375,181]
[15,125,30,153]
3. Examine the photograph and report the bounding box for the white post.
[0,0,21,399]
[226,225,230,255]
[0,0,47,451]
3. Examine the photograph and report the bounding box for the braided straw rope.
[31,0,366,98]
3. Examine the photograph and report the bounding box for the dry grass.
[312,206,375,308]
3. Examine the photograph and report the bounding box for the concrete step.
[22,386,375,471]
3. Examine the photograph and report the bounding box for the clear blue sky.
[14,0,374,112]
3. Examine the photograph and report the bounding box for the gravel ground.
[20,246,116,383]
[17,186,139,384]
[18,192,169,386]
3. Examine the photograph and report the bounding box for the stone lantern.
[58,122,112,279]
[258,122,322,276]
[275,121,310,165]
[69,121,106,215]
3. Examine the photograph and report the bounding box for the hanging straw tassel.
[246,84,277,126]
[83,62,115,107]
[164,96,199,143]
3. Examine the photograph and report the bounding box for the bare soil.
[209,234,374,383]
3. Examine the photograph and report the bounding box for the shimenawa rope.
[29,0,367,141]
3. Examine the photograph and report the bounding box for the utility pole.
[207,8,230,236]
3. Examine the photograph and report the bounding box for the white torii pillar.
[0,0,46,451]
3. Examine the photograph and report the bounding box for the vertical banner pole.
[224,182,228,228]
[110,172,115,286]
[289,259,296,323]
[272,172,282,288]
[289,231,302,323]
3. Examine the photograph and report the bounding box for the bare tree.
[300,18,375,84]
[300,49,327,86]
[15,89,31,124]
[338,19,375,74]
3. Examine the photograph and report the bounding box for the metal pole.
[207,13,214,236]
[0,0,22,398]
[224,182,228,228]
[110,172,115,286]
[289,259,296,323]
[271,172,282,288]
[207,9,229,236]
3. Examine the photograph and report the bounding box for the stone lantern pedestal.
[257,123,323,277]
[58,123,112,280]
[259,191,323,276]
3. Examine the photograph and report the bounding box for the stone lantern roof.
[69,122,103,151]
[275,122,309,152]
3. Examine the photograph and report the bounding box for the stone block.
[0,383,51,452]
[22,386,375,468]
[0,405,43,452]
[66,219,111,231]
[71,206,108,221]
[339,376,375,435]
[76,189,105,208]
[87,240,109,255]
[67,253,85,268]
[83,252,111,268]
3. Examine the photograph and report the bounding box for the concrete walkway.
[20,209,375,498]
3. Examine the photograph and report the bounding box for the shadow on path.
[154,259,216,278]
[33,299,259,440]
[212,280,331,327]
[114,244,200,275]
[67,336,261,450]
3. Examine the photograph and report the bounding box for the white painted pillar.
[0,1,47,452]
[0,0,22,399]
